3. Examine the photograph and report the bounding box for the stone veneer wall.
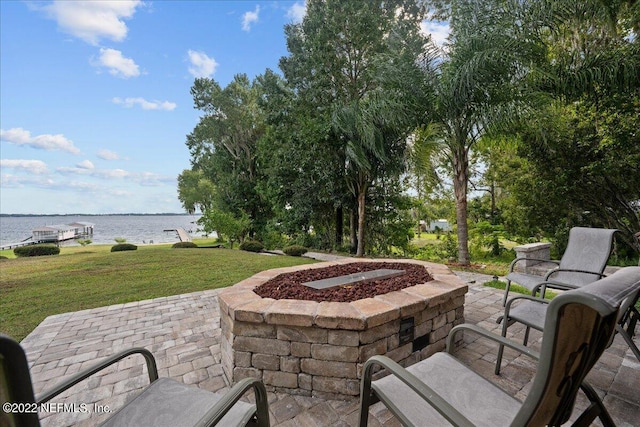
[218,259,467,401]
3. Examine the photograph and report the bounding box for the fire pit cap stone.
[233,298,276,323]
[264,299,319,327]
[316,301,366,330]
[350,298,400,328]
[374,290,429,317]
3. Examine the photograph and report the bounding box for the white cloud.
[287,2,306,23]
[420,20,450,48]
[55,165,172,185]
[242,5,260,32]
[40,0,143,45]
[77,160,95,169]
[0,159,49,174]
[112,97,177,111]
[57,166,129,180]
[187,50,218,78]
[97,149,122,160]
[0,174,56,189]
[95,48,140,78]
[1,127,80,154]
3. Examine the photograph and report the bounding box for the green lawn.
[483,279,557,299]
[0,243,315,341]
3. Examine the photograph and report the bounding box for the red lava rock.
[253,262,433,303]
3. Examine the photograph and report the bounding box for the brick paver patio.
[19,270,640,427]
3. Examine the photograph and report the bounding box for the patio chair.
[0,336,270,427]
[495,267,640,374]
[502,227,617,306]
[359,267,640,427]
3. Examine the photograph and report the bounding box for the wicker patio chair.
[0,337,270,427]
[502,227,617,306]
[358,266,640,427]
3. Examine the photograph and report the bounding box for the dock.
[1,222,95,250]
[163,227,192,242]
[0,239,35,251]
[31,222,94,244]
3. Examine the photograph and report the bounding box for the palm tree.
[418,0,639,264]
[417,0,544,264]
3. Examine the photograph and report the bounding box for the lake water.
[0,214,204,247]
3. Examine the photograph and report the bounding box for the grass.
[483,279,557,299]
[485,280,640,311]
[0,242,315,341]
[448,263,509,277]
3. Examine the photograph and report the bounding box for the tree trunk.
[453,149,470,265]
[335,205,343,249]
[350,206,358,254]
[356,179,367,257]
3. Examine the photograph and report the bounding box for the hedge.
[239,240,264,253]
[14,244,60,257]
[111,243,138,252]
[283,245,308,257]
[172,242,198,248]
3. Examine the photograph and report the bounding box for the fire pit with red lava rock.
[218,258,467,400]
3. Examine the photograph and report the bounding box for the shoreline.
[0,237,218,258]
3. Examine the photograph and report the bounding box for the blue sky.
[1,1,449,215]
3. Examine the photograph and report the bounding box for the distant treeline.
[0,213,192,217]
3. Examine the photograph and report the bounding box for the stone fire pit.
[218,258,467,400]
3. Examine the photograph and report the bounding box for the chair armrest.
[446,324,540,361]
[504,294,551,315]
[36,348,158,404]
[544,268,606,281]
[362,355,474,427]
[531,270,606,295]
[531,280,576,295]
[509,257,559,273]
[195,378,270,427]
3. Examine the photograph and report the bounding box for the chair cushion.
[373,352,521,426]
[507,272,547,292]
[507,300,547,331]
[100,378,256,427]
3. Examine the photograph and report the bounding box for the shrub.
[283,245,308,257]
[0,255,8,259]
[197,210,250,249]
[239,240,264,253]
[14,244,60,257]
[76,239,92,247]
[172,241,198,249]
[259,222,289,250]
[111,243,138,252]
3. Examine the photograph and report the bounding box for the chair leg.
[502,280,512,307]
[495,315,510,375]
[571,383,616,427]
[358,375,373,427]
[617,324,640,363]
[523,326,530,346]
[617,304,640,362]
[630,305,639,329]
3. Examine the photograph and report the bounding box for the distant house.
[428,219,452,232]
[32,225,77,243]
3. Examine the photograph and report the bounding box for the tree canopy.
[178,0,639,263]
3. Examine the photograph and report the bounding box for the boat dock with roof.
[0,222,95,250]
